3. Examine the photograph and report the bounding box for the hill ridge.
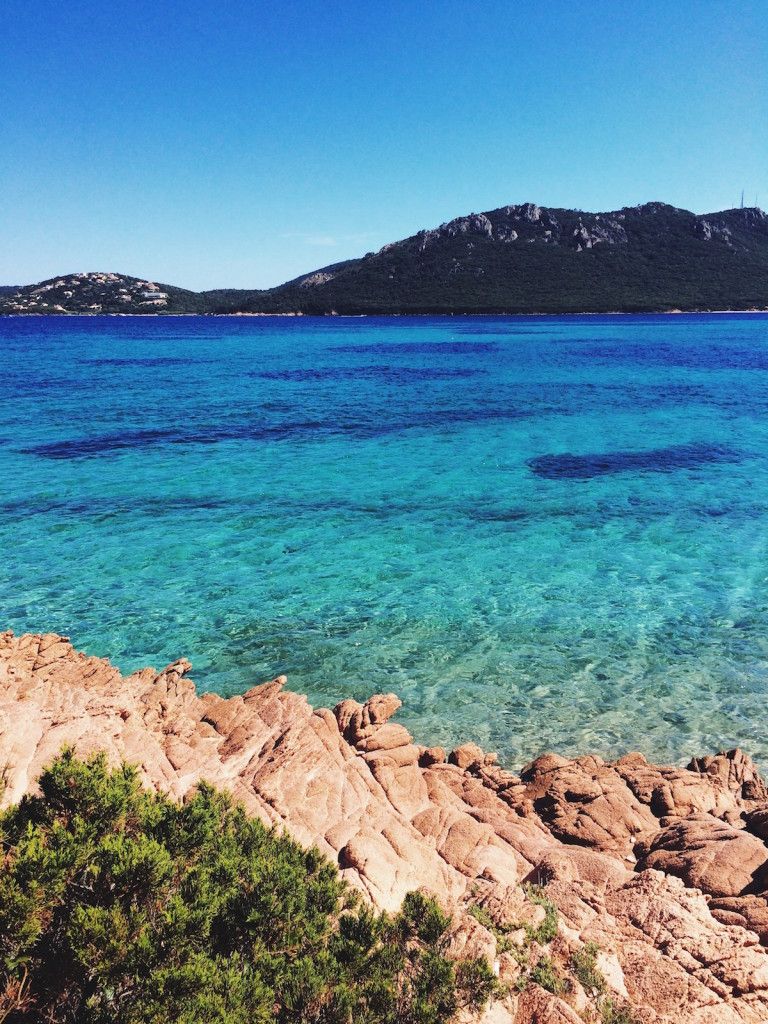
[3,201,768,314]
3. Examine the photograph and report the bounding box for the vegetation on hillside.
[0,751,495,1023]
[246,203,768,314]
[2,203,767,315]
[468,892,640,1023]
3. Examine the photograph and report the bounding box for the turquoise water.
[2,313,768,768]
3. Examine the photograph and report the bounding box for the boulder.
[636,816,768,897]
[4,630,768,1022]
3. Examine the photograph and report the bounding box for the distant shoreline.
[2,308,768,318]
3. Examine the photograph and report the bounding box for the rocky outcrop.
[297,270,338,287]
[412,203,630,254]
[4,630,768,1021]
[0,272,174,313]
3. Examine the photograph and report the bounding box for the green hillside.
[2,203,767,315]
[251,203,768,314]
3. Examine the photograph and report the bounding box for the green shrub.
[601,999,640,1024]
[570,942,606,997]
[0,750,495,1023]
[467,904,495,931]
[529,955,565,996]
[522,884,559,945]
[568,944,640,1023]
[455,957,498,1008]
[469,885,558,952]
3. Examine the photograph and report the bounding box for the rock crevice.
[4,630,768,1021]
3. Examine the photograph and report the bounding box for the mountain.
[0,271,213,315]
[3,202,768,315]
[255,202,768,314]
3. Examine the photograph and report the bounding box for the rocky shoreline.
[3,630,768,1022]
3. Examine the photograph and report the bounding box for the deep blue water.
[2,313,768,768]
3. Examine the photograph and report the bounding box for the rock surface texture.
[4,631,768,1022]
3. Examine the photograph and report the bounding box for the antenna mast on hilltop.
[741,190,745,209]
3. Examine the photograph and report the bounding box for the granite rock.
[3,630,768,1022]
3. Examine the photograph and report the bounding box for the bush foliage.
[0,751,495,1023]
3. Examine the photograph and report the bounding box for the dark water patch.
[82,357,207,367]
[250,365,481,382]
[0,495,243,517]
[1,376,88,395]
[23,428,181,458]
[331,341,498,355]
[463,506,531,522]
[22,404,539,459]
[528,443,743,480]
[34,406,750,463]
[6,488,765,535]
[21,422,331,459]
[451,327,556,337]
[578,342,768,372]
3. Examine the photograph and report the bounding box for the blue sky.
[2,0,766,289]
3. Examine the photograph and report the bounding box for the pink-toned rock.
[744,804,768,841]
[529,845,631,889]
[5,630,768,1022]
[519,753,659,854]
[335,693,402,743]
[689,749,768,802]
[636,815,768,897]
[420,745,446,766]
[709,894,768,944]
[595,950,629,999]
[514,987,583,1023]
[450,742,487,770]
[616,750,745,821]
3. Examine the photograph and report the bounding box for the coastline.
[2,308,768,318]
[4,629,768,1022]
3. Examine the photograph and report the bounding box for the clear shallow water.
[2,313,768,769]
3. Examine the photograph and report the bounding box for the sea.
[2,313,768,769]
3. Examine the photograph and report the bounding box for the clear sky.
[2,0,766,290]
